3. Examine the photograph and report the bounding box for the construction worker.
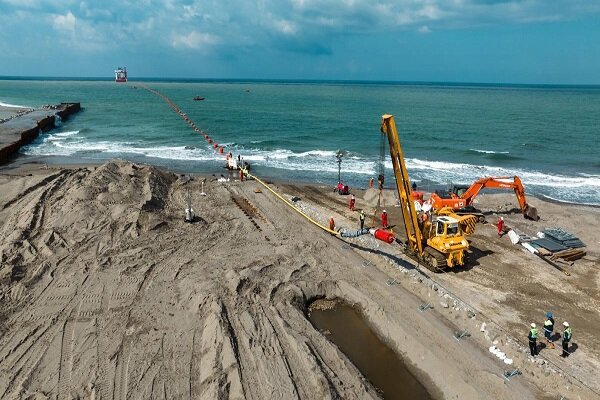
[329,216,335,231]
[561,321,572,357]
[544,312,555,349]
[497,217,504,236]
[528,323,538,356]
[349,195,356,211]
[359,210,365,230]
[381,210,388,229]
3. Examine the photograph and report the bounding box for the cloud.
[171,31,219,49]
[2,0,600,70]
[52,11,76,32]
[273,19,298,35]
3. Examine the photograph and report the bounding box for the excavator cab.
[451,184,469,198]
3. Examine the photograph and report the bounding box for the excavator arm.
[380,114,423,254]
[460,176,539,220]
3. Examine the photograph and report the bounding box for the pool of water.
[308,299,434,400]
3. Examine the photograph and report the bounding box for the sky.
[1,0,600,84]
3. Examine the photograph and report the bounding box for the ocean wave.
[469,149,510,154]
[20,137,600,204]
[46,131,80,141]
[399,158,600,189]
[0,100,32,109]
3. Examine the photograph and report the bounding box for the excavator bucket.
[524,204,540,221]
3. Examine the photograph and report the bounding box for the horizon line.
[1,75,600,88]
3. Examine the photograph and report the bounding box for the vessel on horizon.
[114,67,127,83]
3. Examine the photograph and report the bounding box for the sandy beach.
[0,159,598,399]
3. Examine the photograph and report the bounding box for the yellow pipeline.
[244,169,340,236]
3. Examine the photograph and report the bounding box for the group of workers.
[528,312,573,358]
[328,191,389,232]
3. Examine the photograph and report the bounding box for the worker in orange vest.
[381,210,388,229]
[497,217,504,236]
[349,195,356,211]
[329,216,335,231]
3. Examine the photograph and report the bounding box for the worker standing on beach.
[359,210,365,230]
[349,195,356,211]
[497,217,504,236]
[528,323,539,356]
[561,322,572,357]
[381,210,388,229]
[544,312,555,349]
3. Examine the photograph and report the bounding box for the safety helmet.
[563,321,569,327]
[530,323,536,328]
[546,312,553,318]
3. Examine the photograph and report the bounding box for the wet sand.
[0,159,598,399]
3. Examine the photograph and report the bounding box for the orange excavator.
[429,176,539,221]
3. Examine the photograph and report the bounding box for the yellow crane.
[380,114,477,270]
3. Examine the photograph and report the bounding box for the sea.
[1,78,599,205]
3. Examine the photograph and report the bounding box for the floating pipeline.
[135,84,225,157]
[138,83,377,241]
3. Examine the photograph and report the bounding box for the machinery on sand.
[379,114,477,271]
[429,176,539,221]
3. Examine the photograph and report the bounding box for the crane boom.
[380,114,423,254]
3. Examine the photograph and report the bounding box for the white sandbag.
[521,242,538,254]
[507,230,519,245]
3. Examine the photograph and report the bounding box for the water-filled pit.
[308,299,435,400]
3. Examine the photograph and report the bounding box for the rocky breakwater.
[0,102,81,164]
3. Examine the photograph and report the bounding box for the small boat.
[193,96,205,101]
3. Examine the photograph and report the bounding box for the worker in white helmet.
[561,321,572,357]
[381,209,388,229]
[528,322,538,356]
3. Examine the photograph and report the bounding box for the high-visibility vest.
[529,328,538,341]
